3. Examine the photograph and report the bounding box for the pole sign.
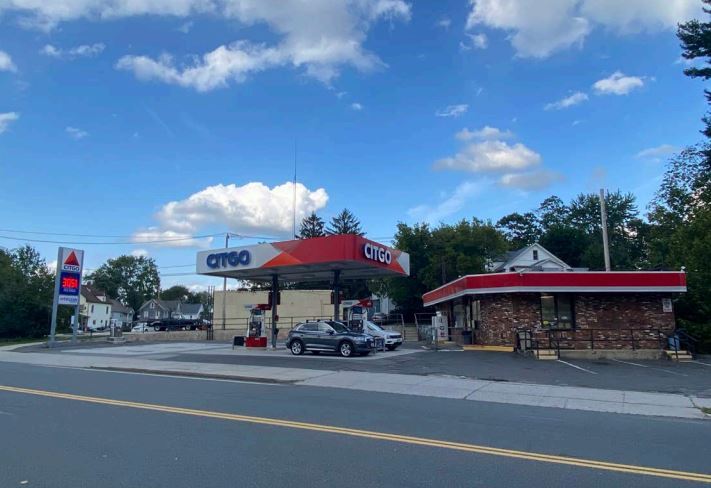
[57,248,83,305]
[49,247,84,346]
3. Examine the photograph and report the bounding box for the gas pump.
[246,304,269,348]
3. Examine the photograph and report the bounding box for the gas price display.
[59,272,81,295]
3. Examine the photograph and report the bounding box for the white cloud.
[0,50,17,72]
[593,71,644,95]
[131,248,149,257]
[350,102,363,111]
[132,229,213,248]
[465,0,700,58]
[635,144,678,161]
[499,169,563,190]
[110,0,410,90]
[40,43,105,59]
[460,32,488,51]
[177,20,194,33]
[46,260,57,273]
[408,181,481,223]
[455,126,513,141]
[435,139,541,173]
[436,17,452,29]
[544,91,588,110]
[66,126,89,139]
[435,104,469,118]
[135,181,329,246]
[0,112,19,133]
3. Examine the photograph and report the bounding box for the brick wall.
[464,292,676,349]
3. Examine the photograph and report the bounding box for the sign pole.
[71,251,84,344]
[48,247,64,348]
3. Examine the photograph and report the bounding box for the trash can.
[667,335,680,351]
[461,330,473,345]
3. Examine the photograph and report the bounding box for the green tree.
[0,245,60,339]
[298,211,326,238]
[496,212,541,249]
[88,255,160,311]
[326,209,364,235]
[678,1,711,140]
[161,285,192,302]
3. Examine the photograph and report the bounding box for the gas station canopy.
[195,234,410,283]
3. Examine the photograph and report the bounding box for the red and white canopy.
[196,234,409,282]
[422,271,687,307]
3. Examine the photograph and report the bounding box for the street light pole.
[222,233,229,330]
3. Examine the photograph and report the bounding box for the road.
[1,361,710,487]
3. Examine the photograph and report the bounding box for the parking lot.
[30,341,711,396]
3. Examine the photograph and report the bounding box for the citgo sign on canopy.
[363,242,391,264]
[206,250,251,269]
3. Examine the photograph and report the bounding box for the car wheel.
[311,351,321,355]
[290,340,304,356]
[339,341,354,358]
[153,326,160,332]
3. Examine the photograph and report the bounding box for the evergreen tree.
[326,209,364,235]
[298,211,326,238]
[678,1,711,140]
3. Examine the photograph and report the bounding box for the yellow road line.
[1,384,710,483]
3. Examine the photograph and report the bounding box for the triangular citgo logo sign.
[64,251,80,267]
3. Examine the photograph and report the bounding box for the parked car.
[286,320,374,357]
[363,321,403,351]
[151,319,202,331]
[371,312,387,323]
[131,323,152,333]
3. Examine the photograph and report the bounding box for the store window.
[540,293,574,329]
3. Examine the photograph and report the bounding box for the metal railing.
[669,329,699,359]
[542,327,666,351]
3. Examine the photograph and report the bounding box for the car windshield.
[327,321,349,333]
[366,321,384,331]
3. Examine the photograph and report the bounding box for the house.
[176,303,204,320]
[487,243,575,273]
[109,299,134,327]
[424,246,687,358]
[137,299,179,322]
[80,285,112,331]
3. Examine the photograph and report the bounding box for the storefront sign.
[363,243,391,264]
[206,250,251,269]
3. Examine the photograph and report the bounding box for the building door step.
[664,350,694,361]
[535,349,559,360]
[462,345,514,352]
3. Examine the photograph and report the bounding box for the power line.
[0,233,221,245]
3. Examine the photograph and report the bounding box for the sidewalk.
[2,348,709,420]
[0,350,711,419]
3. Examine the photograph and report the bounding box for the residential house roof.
[108,298,133,314]
[179,303,203,316]
[81,285,107,304]
[489,243,571,273]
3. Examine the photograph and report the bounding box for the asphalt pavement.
[28,340,711,396]
[1,362,710,487]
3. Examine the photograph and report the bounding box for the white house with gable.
[487,243,575,273]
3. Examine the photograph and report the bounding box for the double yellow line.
[1,384,710,484]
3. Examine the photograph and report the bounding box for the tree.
[87,255,160,312]
[0,245,61,339]
[326,209,364,235]
[496,212,541,249]
[298,211,326,238]
[161,285,192,303]
[678,1,711,140]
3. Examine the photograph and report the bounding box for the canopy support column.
[271,274,279,349]
[333,270,341,321]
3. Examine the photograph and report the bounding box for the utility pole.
[599,188,611,271]
[222,232,229,329]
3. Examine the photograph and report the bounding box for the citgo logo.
[206,250,251,269]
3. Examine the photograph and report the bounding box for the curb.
[88,366,297,384]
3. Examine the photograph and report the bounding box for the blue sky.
[0,0,707,291]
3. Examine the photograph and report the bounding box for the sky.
[0,0,708,292]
